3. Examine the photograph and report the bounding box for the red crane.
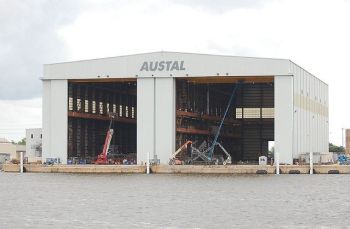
[95,113,116,165]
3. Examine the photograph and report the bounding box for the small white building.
[0,138,25,162]
[0,138,15,163]
[26,128,42,163]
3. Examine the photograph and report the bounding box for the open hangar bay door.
[67,79,137,164]
[175,76,274,164]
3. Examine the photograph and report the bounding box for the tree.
[329,143,345,153]
[18,138,26,145]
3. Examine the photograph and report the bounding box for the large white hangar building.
[42,51,329,165]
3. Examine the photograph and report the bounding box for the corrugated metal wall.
[291,62,329,159]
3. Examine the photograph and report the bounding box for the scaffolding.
[175,78,274,163]
[67,81,137,164]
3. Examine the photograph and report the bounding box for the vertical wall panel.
[293,65,299,158]
[137,78,155,164]
[155,78,176,164]
[291,62,329,160]
[42,80,51,162]
[326,82,328,150]
[275,75,293,164]
[42,79,68,164]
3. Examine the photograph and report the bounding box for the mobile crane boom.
[95,113,116,164]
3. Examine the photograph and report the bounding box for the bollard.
[20,151,23,174]
[147,152,150,174]
[275,152,280,175]
[310,151,313,174]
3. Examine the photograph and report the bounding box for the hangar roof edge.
[42,51,326,85]
[44,51,290,66]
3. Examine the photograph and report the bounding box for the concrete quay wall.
[1,164,146,174]
[152,165,350,174]
[151,165,276,174]
[2,164,350,174]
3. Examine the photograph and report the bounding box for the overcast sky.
[0,0,349,146]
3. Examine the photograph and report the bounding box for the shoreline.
[1,164,350,174]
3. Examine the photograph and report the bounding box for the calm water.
[0,172,350,229]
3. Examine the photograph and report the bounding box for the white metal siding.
[275,75,294,164]
[154,78,176,164]
[42,80,51,162]
[291,62,329,159]
[137,78,155,164]
[42,80,68,164]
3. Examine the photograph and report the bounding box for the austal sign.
[140,61,186,71]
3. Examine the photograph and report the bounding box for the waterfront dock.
[1,164,146,174]
[2,164,350,174]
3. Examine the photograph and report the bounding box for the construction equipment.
[338,154,349,165]
[94,113,117,164]
[191,142,232,165]
[169,141,192,165]
[207,82,241,160]
[46,157,61,165]
[170,81,242,165]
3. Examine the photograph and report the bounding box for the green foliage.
[17,138,26,145]
[329,143,345,153]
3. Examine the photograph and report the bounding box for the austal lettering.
[140,61,186,71]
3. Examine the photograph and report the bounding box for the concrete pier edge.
[1,164,350,174]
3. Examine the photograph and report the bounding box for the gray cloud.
[0,0,270,100]
[0,0,83,99]
[173,0,268,13]
[206,41,257,57]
